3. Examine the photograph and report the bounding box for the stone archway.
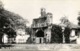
[35,30,44,37]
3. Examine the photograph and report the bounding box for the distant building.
[31,8,53,43]
[59,16,80,43]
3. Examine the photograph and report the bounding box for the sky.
[1,0,80,26]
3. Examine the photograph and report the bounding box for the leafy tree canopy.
[0,1,28,36]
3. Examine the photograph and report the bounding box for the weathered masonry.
[31,8,53,43]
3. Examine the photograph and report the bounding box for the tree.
[51,24,63,43]
[60,17,70,27]
[0,1,28,41]
[0,1,4,11]
[1,10,28,30]
[77,13,80,26]
[1,10,28,38]
[0,0,5,44]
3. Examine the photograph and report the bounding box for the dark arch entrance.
[35,30,44,37]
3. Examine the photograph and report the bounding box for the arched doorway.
[35,30,44,43]
[35,30,44,37]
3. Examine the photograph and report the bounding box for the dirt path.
[0,44,80,51]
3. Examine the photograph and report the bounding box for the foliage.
[1,10,27,30]
[0,1,28,37]
[26,27,32,35]
[77,16,80,25]
[60,17,70,25]
[51,24,63,43]
[0,1,4,11]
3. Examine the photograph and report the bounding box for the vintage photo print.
[0,0,80,51]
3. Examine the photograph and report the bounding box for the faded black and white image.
[0,0,80,51]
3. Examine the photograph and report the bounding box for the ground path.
[0,44,80,51]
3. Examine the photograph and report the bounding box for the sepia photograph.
[0,0,80,51]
